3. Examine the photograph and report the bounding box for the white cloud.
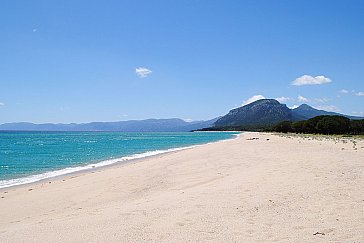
[297,95,309,102]
[242,95,265,106]
[296,96,328,103]
[135,67,152,78]
[276,96,291,103]
[289,105,299,109]
[339,89,349,94]
[352,111,364,116]
[315,105,340,112]
[314,98,329,103]
[291,75,332,86]
[356,92,364,96]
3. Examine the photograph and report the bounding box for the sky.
[0,0,363,124]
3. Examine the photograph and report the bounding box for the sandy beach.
[0,132,363,242]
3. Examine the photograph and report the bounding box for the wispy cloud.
[297,95,309,102]
[276,96,291,103]
[315,105,340,112]
[242,95,265,106]
[314,98,329,103]
[291,75,332,86]
[356,91,364,96]
[276,96,327,104]
[0,102,4,106]
[135,67,152,78]
[296,96,329,104]
[352,111,364,116]
[289,105,299,109]
[339,89,349,94]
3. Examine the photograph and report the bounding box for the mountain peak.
[291,104,363,120]
[215,99,291,127]
[248,99,280,106]
[214,98,363,128]
[294,104,314,110]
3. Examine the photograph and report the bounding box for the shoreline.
[0,132,362,242]
[0,132,241,190]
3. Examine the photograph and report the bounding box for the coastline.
[0,132,241,190]
[0,132,363,242]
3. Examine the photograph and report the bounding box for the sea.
[0,131,238,188]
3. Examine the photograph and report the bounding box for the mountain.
[214,99,363,128]
[2,100,361,132]
[214,99,293,127]
[0,118,218,132]
[292,104,362,120]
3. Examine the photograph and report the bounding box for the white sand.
[0,132,363,242]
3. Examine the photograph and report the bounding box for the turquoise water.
[0,131,238,188]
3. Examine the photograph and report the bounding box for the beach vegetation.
[272,115,364,135]
[198,115,364,136]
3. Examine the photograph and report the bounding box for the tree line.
[196,115,364,135]
[272,115,364,135]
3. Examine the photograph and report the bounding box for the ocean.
[0,131,238,188]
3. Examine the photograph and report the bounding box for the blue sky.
[1,0,363,123]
